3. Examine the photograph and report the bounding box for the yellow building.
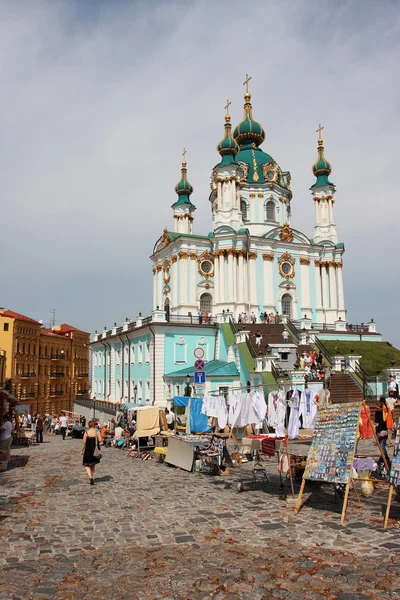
[0,309,89,415]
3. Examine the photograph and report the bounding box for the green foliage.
[322,340,400,375]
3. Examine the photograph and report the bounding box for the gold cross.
[316,123,324,138]
[224,99,231,115]
[243,73,252,93]
[182,148,187,162]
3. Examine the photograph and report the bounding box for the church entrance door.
[281,294,292,319]
[200,293,212,315]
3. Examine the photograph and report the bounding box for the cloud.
[0,0,399,345]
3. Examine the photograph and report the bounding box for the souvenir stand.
[295,401,396,528]
[165,396,212,471]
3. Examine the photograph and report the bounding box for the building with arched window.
[151,81,346,325]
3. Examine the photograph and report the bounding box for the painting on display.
[303,402,361,484]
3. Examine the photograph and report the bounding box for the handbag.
[93,438,102,460]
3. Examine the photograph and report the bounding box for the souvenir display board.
[389,421,400,486]
[303,402,361,484]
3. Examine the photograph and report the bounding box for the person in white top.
[0,415,13,462]
[59,414,68,440]
[282,330,289,344]
[114,425,124,443]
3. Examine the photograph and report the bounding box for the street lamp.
[184,374,192,397]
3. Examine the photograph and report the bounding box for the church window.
[145,339,150,363]
[138,341,143,364]
[266,200,276,222]
[240,200,248,222]
[281,262,293,276]
[175,337,187,364]
[281,294,292,318]
[200,293,212,314]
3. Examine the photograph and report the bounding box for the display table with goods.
[165,435,211,471]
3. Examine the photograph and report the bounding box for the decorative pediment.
[280,223,293,242]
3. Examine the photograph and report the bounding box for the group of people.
[16,412,70,442]
[237,311,280,325]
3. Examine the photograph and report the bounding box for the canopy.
[172,396,212,433]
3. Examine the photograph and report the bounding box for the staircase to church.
[243,323,296,356]
[329,373,364,404]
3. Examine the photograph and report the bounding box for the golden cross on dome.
[243,73,252,93]
[182,148,187,163]
[224,99,231,115]
[316,123,324,139]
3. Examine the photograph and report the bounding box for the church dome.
[217,114,239,156]
[312,138,331,177]
[175,161,193,196]
[233,92,266,147]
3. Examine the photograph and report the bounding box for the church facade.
[151,87,346,326]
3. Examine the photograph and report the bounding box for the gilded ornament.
[251,150,259,182]
[152,267,157,275]
[279,222,294,242]
[161,228,170,247]
[300,257,310,265]
[237,161,249,181]
[156,264,163,272]
[248,252,257,260]
[189,252,197,260]
[226,248,235,256]
[261,162,278,183]
[249,193,255,199]
[258,193,263,198]
[163,259,170,269]
[285,284,291,290]
[205,283,210,289]
[278,252,295,280]
[262,253,274,261]
[335,261,343,268]
[171,254,178,263]
[178,251,188,259]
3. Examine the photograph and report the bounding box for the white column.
[227,251,234,302]
[237,253,244,304]
[249,254,257,308]
[232,252,237,308]
[321,262,329,310]
[171,258,178,309]
[328,262,337,309]
[314,198,320,224]
[214,253,220,305]
[179,255,187,306]
[190,254,196,306]
[300,259,311,308]
[314,261,322,307]
[263,255,274,308]
[155,268,162,309]
[337,263,345,310]
[219,252,225,304]
[152,268,157,309]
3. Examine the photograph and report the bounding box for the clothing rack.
[207,384,268,396]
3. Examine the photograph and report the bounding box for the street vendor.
[99,422,110,445]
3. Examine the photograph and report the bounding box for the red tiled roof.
[56,323,88,334]
[0,310,40,324]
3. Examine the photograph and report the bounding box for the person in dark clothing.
[375,397,390,470]
[81,419,101,485]
[35,414,44,443]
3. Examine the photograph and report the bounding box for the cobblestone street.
[1,436,400,600]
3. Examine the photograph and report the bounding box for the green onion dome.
[172,159,195,207]
[311,136,334,188]
[312,137,331,176]
[233,92,266,147]
[217,114,239,156]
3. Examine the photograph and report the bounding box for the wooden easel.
[295,401,397,529]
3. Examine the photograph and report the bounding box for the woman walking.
[81,419,101,485]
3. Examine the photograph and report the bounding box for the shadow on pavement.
[6,455,30,470]
[94,475,113,483]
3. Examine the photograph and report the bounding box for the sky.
[0,0,399,345]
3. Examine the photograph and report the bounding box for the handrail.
[284,317,300,343]
[313,337,333,366]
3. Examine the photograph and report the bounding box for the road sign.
[194,371,206,384]
[194,347,205,359]
[194,359,205,371]
[195,383,206,395]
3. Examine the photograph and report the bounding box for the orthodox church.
[151,78,346,325]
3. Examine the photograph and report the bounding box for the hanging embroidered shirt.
[267,391,279,428]
[299,389,317,429]
[287,389,300,440]
[275,390,287,437]
[201,395,228,429]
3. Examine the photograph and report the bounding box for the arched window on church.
[240,200,248,222]
[266,200,276,222]
[200,293,212,314]
[281,294,292,318]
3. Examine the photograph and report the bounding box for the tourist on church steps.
[81,419,102,485]
[282,330,289,344]
[255,330,262,347]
